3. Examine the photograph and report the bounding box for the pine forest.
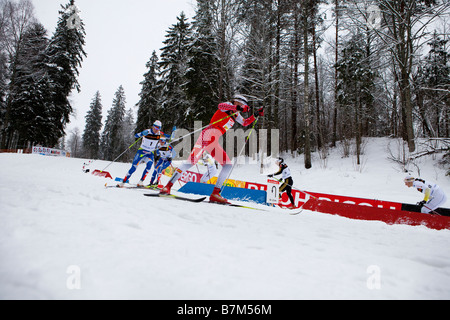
[0,0,449,170]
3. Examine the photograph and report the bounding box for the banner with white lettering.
[32,146,69,157]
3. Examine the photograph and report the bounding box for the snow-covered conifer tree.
[45,0,86,145]
[136,51,161,133]
[8,22,52,148]
[100,86,127,161]
[82,91,103,159]
[122,108,136,162]
[0,0,36,149]
[158,12,192,129]
[185,0,221,126]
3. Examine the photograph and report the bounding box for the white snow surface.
[1,138,449,300]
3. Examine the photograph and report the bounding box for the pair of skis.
[105,183,160,191]
[143,192,303,215]
[105,183,302,214]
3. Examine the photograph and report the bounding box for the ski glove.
[236,104,250,112]
[254,107,265,118]
[417,200,426,208]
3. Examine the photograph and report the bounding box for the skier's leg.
[208,140,232,204]
[160,149,201,194]
[122,149,144,184]
[286,177,295,207]
[213,164,232,188]
[139,153,155,184]
[279,181,287,193]
[286,185,295,208]
[160,162,192,194]
[421,189,447,214]
[209,164,233,203]
[149,159,163,185]
[156,160,171,184]
[170,144,203,184]
[161,129,213,194]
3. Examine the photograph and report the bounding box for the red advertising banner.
[302,197,450,231]
[245,181,402,211]
[176,171,401,211]
[179,170,203,184]
[174,170,449,230]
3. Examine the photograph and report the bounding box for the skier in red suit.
[160,95,264,204]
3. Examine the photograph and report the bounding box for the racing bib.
[223,118,235,131]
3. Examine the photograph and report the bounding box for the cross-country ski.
[104,183,160,191]
[144,193,207,203]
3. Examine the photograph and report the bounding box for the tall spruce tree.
[158,12,192,129]
[122,108,136,161]
[45,0,86,146]
[0,0,36,149]
[185,0,221,126]
[135,51,161,133]
[8,22,52,148]
[82,91,103,159]
[100,85,127,161]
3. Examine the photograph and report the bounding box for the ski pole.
[168,126,177,143]
[101,137,142,172]
[169,112,238,144]
[423,204,442,216]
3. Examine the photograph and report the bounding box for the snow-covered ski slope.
[1,138,449,299]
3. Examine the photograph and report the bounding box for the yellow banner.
[207,177,246,188]
[163,166,175,177]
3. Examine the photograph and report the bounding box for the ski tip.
[143,193,160,197]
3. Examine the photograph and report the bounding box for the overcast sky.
[33,0,196,135]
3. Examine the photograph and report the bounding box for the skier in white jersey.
[118,120,162,187]
[198,152,219,184]
[268,158,295,209]
[404,176,447,214]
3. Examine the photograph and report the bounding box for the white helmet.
[153,120,162,128]
[232,94,248,105]
[276,157,285,166]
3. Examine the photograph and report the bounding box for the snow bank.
[0,138,449,299]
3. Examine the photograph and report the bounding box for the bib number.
[267,179,280,204]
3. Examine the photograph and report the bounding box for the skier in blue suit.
[118,120,162,187]
[149,136,176,187]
